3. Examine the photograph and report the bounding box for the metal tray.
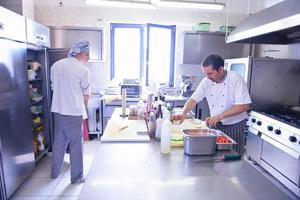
[215,131,237,150]
[182,129,217,155]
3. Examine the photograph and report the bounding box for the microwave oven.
[120,84,141,98]
[224,57,252,88]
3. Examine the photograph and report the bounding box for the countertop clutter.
[88,108,296,200]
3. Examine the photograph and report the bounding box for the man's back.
[51,57,90,117]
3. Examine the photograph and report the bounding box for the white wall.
[34,3,251,93]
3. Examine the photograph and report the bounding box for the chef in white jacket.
[50,40,91,183]
[173,54,251,155]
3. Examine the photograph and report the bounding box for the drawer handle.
[36,35,44,40]
[0,23,4,31]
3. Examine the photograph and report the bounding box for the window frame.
[110,23,145,80]
[146,23,176,87]
[110,23,176,86]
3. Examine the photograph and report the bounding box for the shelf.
[30,99,43,106]
[29,78,43,82]
[32,122,43,129]
[35,146,49,164]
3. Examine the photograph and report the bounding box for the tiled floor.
[12,140,100,200]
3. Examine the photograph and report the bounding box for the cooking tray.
[182,129,217,155]
[215,130,237,150]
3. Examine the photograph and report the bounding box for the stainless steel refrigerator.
[0,38,35,199]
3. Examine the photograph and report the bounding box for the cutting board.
[101,108,150,142]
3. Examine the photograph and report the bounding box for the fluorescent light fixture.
[85,0,157,9]
[152,0,225,10]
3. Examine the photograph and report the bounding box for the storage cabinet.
[50,27,103,61]
[182,32,247,65]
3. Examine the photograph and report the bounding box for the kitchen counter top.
[79,142,293,200]
[101,94,189,103]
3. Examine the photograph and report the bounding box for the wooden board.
[101,108,150,142]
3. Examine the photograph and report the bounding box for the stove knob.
[267,126,273,131]
[251,118,256,123]
[274,129,281,135]
[289,136,297,143]
[256,121,262,126]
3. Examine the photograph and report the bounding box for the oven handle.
[248,127,260,136]
[261,135,300,159]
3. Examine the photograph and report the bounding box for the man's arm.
[173,98,198,123]
[206,104,250,126]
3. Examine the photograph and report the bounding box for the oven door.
[246,127,262,163]
[260,134,300,186]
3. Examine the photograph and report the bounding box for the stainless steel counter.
[79,141,294,200]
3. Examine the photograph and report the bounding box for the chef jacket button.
[212,83,214,86]
[224,83,226,85]
[211,94,213,97]
[222,94,225,96]
[212,105,215,107]
[221,105,224,107]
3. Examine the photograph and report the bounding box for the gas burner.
[256,109,300,129]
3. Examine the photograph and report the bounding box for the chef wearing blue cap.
[50,40,91,183]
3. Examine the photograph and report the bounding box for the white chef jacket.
[50,57,91,119]
[191,71,251,125]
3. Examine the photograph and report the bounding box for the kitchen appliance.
[225,57,300,98]
[179,75,195,97]
[247,109,300,197]
[0,7,35,199]
[120,79,141,98]
[227,0,300,44]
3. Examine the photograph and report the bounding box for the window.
[110,23,176,86]
[146,24,176,86]
[110,24,144,81]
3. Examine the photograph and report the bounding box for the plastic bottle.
[155,117,163,140]
[37,134,45,151]
[160,119,172,154]
[148,111,156,138]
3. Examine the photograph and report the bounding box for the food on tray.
[216,135,231,143]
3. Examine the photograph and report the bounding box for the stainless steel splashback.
[250,58,300,110]
[49,26,103,61]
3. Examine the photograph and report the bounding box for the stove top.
[255,109,300,129]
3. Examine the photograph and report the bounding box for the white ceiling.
[33,0,265,14]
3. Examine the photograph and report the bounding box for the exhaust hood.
[226,0,300,44]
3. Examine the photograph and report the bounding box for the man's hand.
[206,115,223,127]
[171,113,186,124]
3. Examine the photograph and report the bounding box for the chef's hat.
[68,40,90,57]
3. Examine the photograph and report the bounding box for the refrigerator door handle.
[0,23,4,31]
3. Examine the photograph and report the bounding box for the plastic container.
[193,22,211,32]
[155,117,163,139]
[160,119,172,154]
[182,129,216,155]
[219,25,236,33]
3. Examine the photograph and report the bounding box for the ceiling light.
[152,0,225,10]
[85,0,157,9]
